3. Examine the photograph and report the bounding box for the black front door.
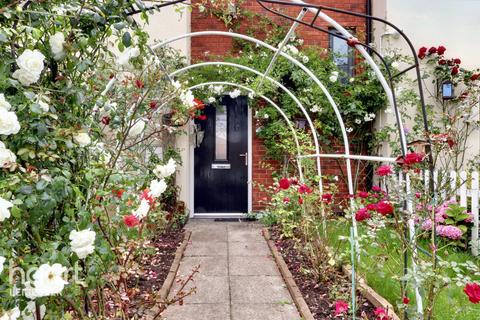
[194,96,248,214]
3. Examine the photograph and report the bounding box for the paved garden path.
[161,219,301,320]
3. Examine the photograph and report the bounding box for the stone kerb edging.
[263,228,316,320]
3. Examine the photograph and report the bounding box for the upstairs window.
[329,29,355,78]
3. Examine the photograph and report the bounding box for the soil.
[270,226,377,319]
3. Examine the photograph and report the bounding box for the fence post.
[459,171,468,207]
[471,171,479,256]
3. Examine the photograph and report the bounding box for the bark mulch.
[270,226,377,319]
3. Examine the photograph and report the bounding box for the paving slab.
[230,275,293,304]
[231,303,301,320]
[229,255,280,276]
[228,240,270,256]
[162,219,301,319]
[162,303,230,320]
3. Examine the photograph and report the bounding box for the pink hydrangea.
[436,225,463,240]
[465,211,474,223]
[421,219,433,231]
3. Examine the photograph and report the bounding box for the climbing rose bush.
[0,1,193,318]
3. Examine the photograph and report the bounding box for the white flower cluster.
[0,197,13,222]
[0,94,21,140]
[363,113,376,122]
[74,132,91,147]
[69,228,96,259]
[12,49,45,86]
[329,71,339,83]
[310,105,322,113]
[117,46,140,66]
[133,159,176,220]
[49,32,65,60]
[180,90,196,108]
[229,89,241,99]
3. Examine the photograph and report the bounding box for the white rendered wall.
[373,0,479,168]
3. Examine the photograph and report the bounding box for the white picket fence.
[419,170,479,256]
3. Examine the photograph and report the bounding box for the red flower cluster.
[396,152,424,170]
[376,165,393,177]
[376,200,394,216]
[298,184,312,194]
[464,283,480,304]
[135,79,144,89]
[192,98,207,120]
[471,74,480,81]
[279,178,290,190]
[374,307,389,320]
[334,300,349,316]
[418,45,446,59]
[357,191,369,199]
[140,188,155,205]
[123,214,140,227]
[321,193,333,204]
[112,189,125,198]
[355,208,371,222]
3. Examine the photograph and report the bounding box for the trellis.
[112,0,438,318]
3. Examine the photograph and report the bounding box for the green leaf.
[122,31,132,48]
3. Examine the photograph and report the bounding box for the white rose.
[133,199,150,219]
[74,132,91,147]
[329,75,338,83]
[129,119,145,137]
[69,228,96,259]
[0,146,16,168]
[0,94,12,111]
[38,100,49,112]
[0,197,13,222]
[33,263,68,297]
[180,90,195,108]
[21,302,46,320]
[0,108,21,135]
[117,46,140,66]
[212,85,223,95]
[49,32,65,60]
[12,49,45,86]
[0,307,20,320]
[23,281,39,300]
[229,89,241,99]
[0,256,5,274]
[149,179,167,198]
[153,158,176,179]
[207,97,216,103]
[302,55,309,64]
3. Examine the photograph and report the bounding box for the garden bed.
[269,226,377,319]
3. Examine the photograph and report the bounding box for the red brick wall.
[191,0,368,210]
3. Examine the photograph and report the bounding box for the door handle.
[239,152,248,166]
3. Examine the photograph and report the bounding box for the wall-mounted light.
[295,118,307,129]
[441,80,454,100]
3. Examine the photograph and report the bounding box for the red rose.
[123,214,140,227]
[451,67,459,75]
[322,193,333,204]
[135,79,144,89]
[112,189,125,198]
[357,191,369,198]
[470,74,480,81]
[283,197,290,204]
[298,184,312,194]
[403,297,410,305]
[334,300,349,316]
[366,203,377,211]
[464,283,480,304]
[438,59,446,65]
[447,59,455,66]
[376,200,394,216]
[289,178,298,185]
[428,46,437,54]
[198,115,207,121]
[418,46,427,59]
[279,178,290,190]
[140,189,155,205]
[149,100,158,109]
[397,152,424,167]
[371,186,382,192]
[355,208,371,222]
[454,58,461,64]
[376,165,393,176]
[298,197,304,204]
[374,307,389,320]
[101,116,110,125]
[437,45,446,55]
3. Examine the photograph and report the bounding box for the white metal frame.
[102,2,424,313]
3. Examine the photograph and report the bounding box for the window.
[215,106,227,160]
[329,29,355,78]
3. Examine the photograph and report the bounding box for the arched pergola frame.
[111,0,435,317]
